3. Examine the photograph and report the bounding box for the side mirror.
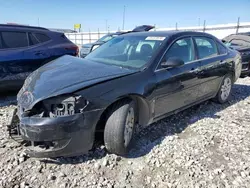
[161,57,184,68]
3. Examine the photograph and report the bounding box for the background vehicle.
[0,24,79,91]
[80,25,154,58]
[12,31,241,158]
[222,34,250,77]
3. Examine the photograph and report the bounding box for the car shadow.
[40,83,250,165]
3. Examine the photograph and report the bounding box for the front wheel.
[214,75,233,104]
[104,100,136,155]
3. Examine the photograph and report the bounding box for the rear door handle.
[35,51,45,56]
[189,68,200,74]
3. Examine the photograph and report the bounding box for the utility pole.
[203,20,206,32]
[38,18,40,26]
[122,6,126,30]
[236,17,240,34]
[105,19,108,31]
[198,17,200,27]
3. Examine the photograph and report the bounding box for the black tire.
[214,74,233,104]
[104,99,136,155]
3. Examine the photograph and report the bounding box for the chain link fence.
[65,22,250,46]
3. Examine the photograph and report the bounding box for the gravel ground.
[0,77,250,188]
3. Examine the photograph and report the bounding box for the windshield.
[86,35,166,69]
[98,35,115,42]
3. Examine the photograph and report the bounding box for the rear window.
[217,42,228,55]
[0,36,3,49]
[1,31,28,48]
[34,33,50,43]
[29,33,40,46]
[194,37,218,59]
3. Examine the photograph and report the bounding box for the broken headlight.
[43,95,88,118]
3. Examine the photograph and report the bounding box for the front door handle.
[219,60,227,65]
[189,68,200,74]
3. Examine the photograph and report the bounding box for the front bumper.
[240,55,250,77]
[10,109,103,158]
[241,61,250,77]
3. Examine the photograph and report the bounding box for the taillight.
[65,46,79,57]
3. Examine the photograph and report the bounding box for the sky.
[0,0,250,32]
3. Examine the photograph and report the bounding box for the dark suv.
[0,24,79,91]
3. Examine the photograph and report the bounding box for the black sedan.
[222,34,250,77]
[10,31,241,158]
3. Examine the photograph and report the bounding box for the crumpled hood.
[18,55,137,110]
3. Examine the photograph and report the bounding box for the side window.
[1,31,28,48]
[0,34,3,49]
[29,33,40,46]
[164,37,195,64]
[194,37,218,59]
[217,42,228,55]
[34,33,50,43]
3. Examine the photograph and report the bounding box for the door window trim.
[33,32,51,43]
[155,35,197,72]
[193,36,219,59]
[28,32,39,46]
[0,33,3,49]
[27,32,49,48]
[155,35,224,72]
[216,41,229,55]
[27,32,52,48]
[0,31,29,50]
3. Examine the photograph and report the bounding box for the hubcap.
[124,107,135,147]
[220,77,232,101]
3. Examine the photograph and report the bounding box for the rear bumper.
[17,110,103,158]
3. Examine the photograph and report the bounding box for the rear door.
[154,37,201,118]
[22,32,53,72]
[193,37,228,99]
[0,30,29,89]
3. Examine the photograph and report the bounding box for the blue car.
[0,24,79,91]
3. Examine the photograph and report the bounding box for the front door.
[154,37,201,118]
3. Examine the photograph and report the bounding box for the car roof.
[223,34,250,43]
[119,30,215,38]
[0,24,49,32]
[105,32,127,36]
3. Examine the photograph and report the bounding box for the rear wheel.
[104,100,136,155]
[214,75,233,103]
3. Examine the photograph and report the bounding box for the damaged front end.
[19,94,88,118]
[8,94,103,158]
